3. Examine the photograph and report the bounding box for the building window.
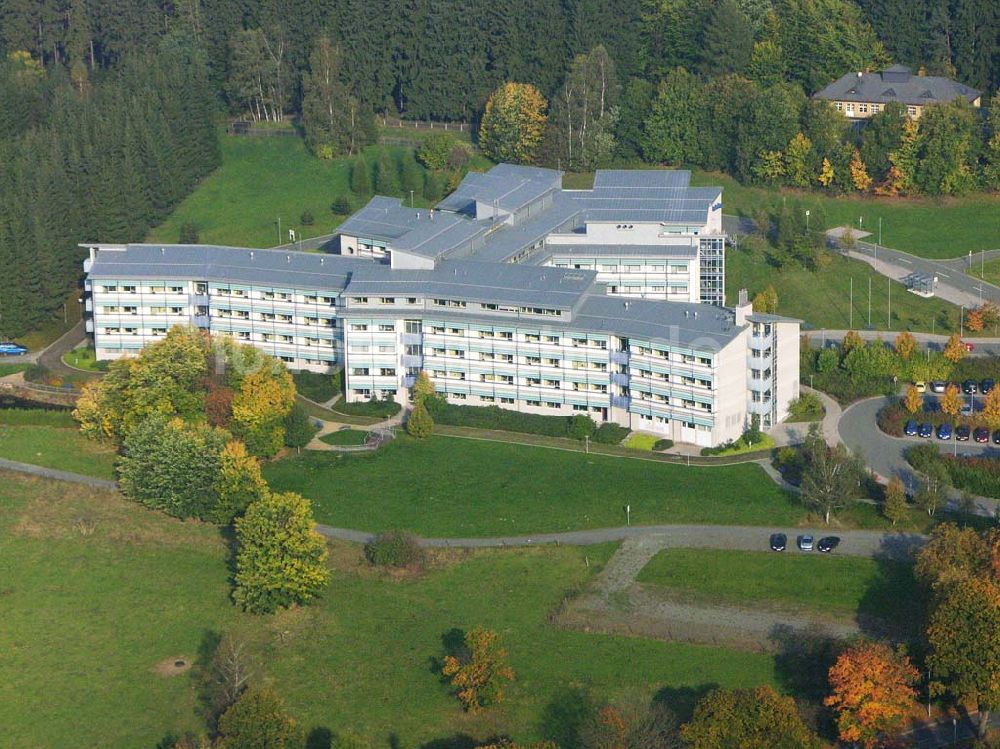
[859,103,868,114]
[907,105,917,116]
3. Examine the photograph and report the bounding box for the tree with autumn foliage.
[849,149,872,192]
[927,577,1000,738]
[943,332,966,363]
[230,366,296,458]
[682,685,822,749]
[479,82,548,164]
[580,698,683,749]
[817,157,834,188]
[894,330,916,360]
[914,522,991,593]
[903,385,923,414]
[940,383,962,420]
[978,302,1000,331]
[752,285,778,314]
[233,491,330,614]
[982,386,1000,430]
[842,330,864,353]
[212,441,269,524]
[824,641,919,748]
[883,476,908,526]
[966,308,984,332]
[441,626,515,712]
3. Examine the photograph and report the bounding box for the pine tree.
[374,149,401,196]
[350,156,371,197]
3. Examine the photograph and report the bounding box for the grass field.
[267,435,806,536]
[968,257,1000,289]
[147,137,434,249]
[690,170,1000,258]
[0,362,29,377]
[0,424,116,479]
[637,548,923,626]
[319,428,369,446]
[62,345,107,372]
[727,248,965,334]
[1,472,779,748]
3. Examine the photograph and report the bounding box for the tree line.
[0,34,218,338]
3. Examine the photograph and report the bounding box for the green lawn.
[727,248,965,334]
[319,428,369,446]
[637,548,923,626]
[0,424,116,479]
[147,136,436,249]
[62,345,108,372]
[968,257,1000,291]
[265,435,809,536]
[0,363,29,377]
[691,170,1000,258]
[1,472,778,749]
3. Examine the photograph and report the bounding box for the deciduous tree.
[824,641,919,748]
[817,157,834,188]
[849,149,872,192]
[217,686,302,749]
[800,427,865,523]
[895,330,916,360]
[940,383,962,419]
[927,577,1000,738]
[982,386,1000,430]
[842,330,864,352]
[412,370,436,403]
[965,308,984,332]
[479,82,547,164]
[943,332,966,363]
[230,366,295,458]
[904,385,923,414]
[441,626,515,712]
[915,522,990,590]
[752,285,778,313]
[883,476,908,525]
[212,441,269,524]
[784,132,814,187]
[581,698,683,749]
[406,398,434,439]
[682,685,822,749]
[234,491,330,614]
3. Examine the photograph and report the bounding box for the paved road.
[0,457,117,491]
[838,396,1000,516]
[847,240,1000,310]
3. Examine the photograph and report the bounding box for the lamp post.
[410,189,414,208]
[805,209,810,233]
[961,305,965,337]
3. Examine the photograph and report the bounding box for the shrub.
[787,392,824,422]
[907,443,1000,498]
[364,530,425,568]
[406,399,434,438]
[333,395,401,418]
[593,423,631,444]
[653,438,674,451]
[283,403,318,449]
[416,133,458,170]
[292,370,337,402]
[300,210,314,225]
[330,195,352,215]
[567,413,597,440]
[179,221,199,244]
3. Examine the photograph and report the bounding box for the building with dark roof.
[813,64,982,119]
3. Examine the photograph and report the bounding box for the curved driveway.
[839,396,1000,513]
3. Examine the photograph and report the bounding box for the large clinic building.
[83,164,799,447]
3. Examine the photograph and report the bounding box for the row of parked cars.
[769,533,840,553]
[915,379,995,394]
[904,420,999,443]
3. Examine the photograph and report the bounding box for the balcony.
[610,372,629,386]
[610,395,631,409]
[193,314,210,328]
[192,293,209,306]
[401,354,423,368]
[401,332,422,345]
[610,350,630,365]
[403,375,416,388]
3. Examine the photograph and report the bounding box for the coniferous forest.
[0,0,998,336]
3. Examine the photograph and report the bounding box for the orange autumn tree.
[441,626,515,711]
[943,332,966,364]
[894,330,916,361]
[825,641,918,748]
[940,383,962,419]
[966,308,984,332]
[904,384,923,414]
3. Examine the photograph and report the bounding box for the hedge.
[333,397,401,418]
[424,397,631,442]
[907,443,1000,498]
[292,370,340,402]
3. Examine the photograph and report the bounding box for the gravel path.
[0,458,117,490]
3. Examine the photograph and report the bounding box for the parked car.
[974,427,990,444]
[817,536,841,553]
[913,381,927,393]
[963,380,978,395]
[964,341,975,352]
[993,429,1000,445]
[919,423,934,438]
[930,381,947,394]
[0,342,27,355]
[797,534,814,551]
[956,425,971,441]
[904,420,919,436]
[983,379,996,394]
[937,423,953,440]
[769,533,787,552]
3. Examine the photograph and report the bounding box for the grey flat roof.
[593,169,692,189]
[435,165,561,215]
[343,259,597,308]
[814,67,981,106]
[86,244,373,291]
[574,295,742,348]
[542,243,699,258]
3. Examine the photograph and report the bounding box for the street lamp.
[961,305,965,337]
[805,209,810,233]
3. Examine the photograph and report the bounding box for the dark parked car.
[817,536,841,553]
[769,533,787,552]
[963,380,978,395]
[797,535,814,551]
[904,420,919,436]
[919,423,934,438]
[974,427,990,444]
[930,381,947,394]
[956,425,971,441]
[982,379,996,394]
[994,429,1000,445]
[937,423,953,440]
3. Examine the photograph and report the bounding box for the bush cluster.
[292,370,338,402]
[908,443,1000,499]
[424,396,621,441]
[592,423,630,444]
[334,395,402,418]
[364,530,426,569]
[653,438,674,451]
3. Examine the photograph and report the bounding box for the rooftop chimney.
[734,287,753,326]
